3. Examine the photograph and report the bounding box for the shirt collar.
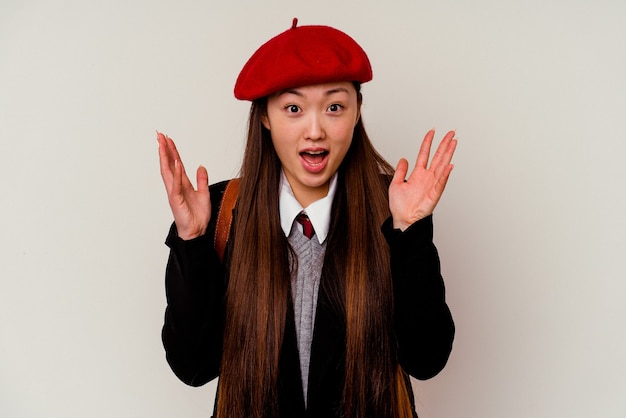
[279,171,337,244]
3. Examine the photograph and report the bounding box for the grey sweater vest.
[287,220,326,407]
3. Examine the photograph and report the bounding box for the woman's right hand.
[157,132,211,240]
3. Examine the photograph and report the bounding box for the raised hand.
[157,132,211,240]
[388,130,457,231]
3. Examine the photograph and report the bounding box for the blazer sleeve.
[161,181,230,387]
[382,215,455,380]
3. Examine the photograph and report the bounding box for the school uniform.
[162,177,455,417]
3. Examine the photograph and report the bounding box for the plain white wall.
[1,0,625,417]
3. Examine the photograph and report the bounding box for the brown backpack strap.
[214,178,240,262]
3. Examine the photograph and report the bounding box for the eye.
[285,104,301,113]
[327,103,343,112]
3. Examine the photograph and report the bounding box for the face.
[262,82,360,207]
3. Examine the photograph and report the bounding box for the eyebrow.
[277,87,351,98]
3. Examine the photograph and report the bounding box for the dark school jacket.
[162,180,455,417]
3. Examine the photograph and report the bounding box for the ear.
[261,113,270,130]
[354,101,362,127]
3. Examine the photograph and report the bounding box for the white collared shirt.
[279,171,337,244]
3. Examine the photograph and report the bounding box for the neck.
[293,183,329,208]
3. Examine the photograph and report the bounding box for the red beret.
[234,18,372,101]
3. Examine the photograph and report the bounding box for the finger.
[415,129,435,169]
[443,137,458,165]
[434,164,455,196]
[165,135,184,175]
[391,158,409,185]
[429,130,455,169]
[158,132,175,184]
[175,156,198,195]
[159,133,183,182]
[164,135,197,193]
[171,159,196,209]
[433,138,458,179]
[196,165,209,194]
[170,158,184,204]
[165,135,183,162]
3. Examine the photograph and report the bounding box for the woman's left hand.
[388,130,457,231]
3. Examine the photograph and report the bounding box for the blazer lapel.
[305,271,346,415]
[278,292,307,415]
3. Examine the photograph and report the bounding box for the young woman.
[158,19,456,418]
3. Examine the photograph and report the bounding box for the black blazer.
[162,180,454,417]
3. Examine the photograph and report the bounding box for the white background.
[1,0,625,417]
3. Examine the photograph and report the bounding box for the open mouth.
[300,150,329,166]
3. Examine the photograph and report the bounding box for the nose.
[304,113,325,141]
